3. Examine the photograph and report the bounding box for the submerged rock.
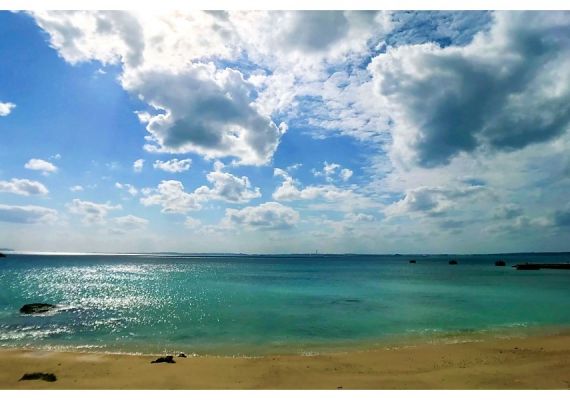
[19,372,57,382]
[331,298,362,305]
[449,260,458,265]
[151,355,176,364]
[19,303,56,314]
[495,260,506,266]
[409,260,416,264]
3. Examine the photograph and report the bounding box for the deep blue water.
[0,253,569,355]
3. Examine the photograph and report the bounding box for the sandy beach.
[1,330,569,389]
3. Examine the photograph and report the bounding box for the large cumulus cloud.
[130,64,282,165]
[370,11,570,168]
[33,11,282,165]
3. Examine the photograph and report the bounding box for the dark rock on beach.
[19,303,57,314]
[19,372,57,382]
[151,355,176,364]
[178,353,187,358]
[495,260,506,266]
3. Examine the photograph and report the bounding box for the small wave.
[0,326,72,341]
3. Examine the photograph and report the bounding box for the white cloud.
[140,180,201,214]
[231,11,392,66]
[224,202,299,230]
[141,163,260,213]
[384,185,488,218]
[184,216,202,229]
[133,158,144,173]
[115,182,138,196]
[278,122,289,134]
[339,168,353,182]
[24,158,58,175]
[0,204,58,224]
[286,163,302,172]
[312,161,340,181]
[67,198,122,224]
[0,102,15,117]
[0,179,49,196]
[153,158,192,173]
[193,162,261,203]
[273,168,372,210]
[112,214,148,230]
[70,185,84,192]
[346,212,375,223]
[312,161,353,183]
[31,11,237,67]
[132,64,283,165]
[277,69,391,143]
[370,11,570,168]
[313,212,377,238]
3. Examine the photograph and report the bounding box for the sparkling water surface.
[0,253,569,355]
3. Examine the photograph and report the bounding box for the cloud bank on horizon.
[0,10,569,253]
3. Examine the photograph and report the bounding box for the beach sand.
[1,331,569,389]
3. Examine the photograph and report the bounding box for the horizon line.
[2,250,570,257]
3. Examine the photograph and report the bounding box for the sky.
[0,10,569,254]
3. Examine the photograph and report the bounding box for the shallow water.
[0,253,569,355]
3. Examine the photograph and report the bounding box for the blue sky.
[0,11,569,253]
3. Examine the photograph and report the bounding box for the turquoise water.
[0,253,569,355]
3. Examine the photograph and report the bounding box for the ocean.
[0,253,569,356]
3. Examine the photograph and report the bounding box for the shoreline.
[1,323,567,358]
[1,327,569,389]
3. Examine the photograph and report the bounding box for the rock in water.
[151,355,176,364]
[495,260,506,266]
[409,260,416,264]
[449,260,458,265]
[19,372,57,382]
[19,303,56,314]
[0,252,6,258]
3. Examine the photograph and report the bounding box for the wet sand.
[1,331,569,389]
